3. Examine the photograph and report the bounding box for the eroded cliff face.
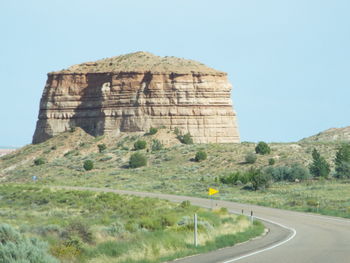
[33,52,240,144]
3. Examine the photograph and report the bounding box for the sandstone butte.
[32,52,240,144]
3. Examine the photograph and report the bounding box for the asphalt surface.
[58,186,350,263]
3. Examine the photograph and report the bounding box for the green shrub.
[178,133,193,144]
[149,127,158,135]
[0,224,58,263]
[151,139,163,152]
[129,152,147,168]
[245,153,257,164]
[268,158,275,165]
[83,160,94,171]
[98,144,107,153]
[134,140,147,150]
[195,151,207,162]
[255,141,271,155]
[34,158,46,166]
[220,172,250,185]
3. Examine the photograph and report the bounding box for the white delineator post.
[194,213,198,247]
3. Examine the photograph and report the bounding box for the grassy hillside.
[1,128,350,218]
[0,184,263,263]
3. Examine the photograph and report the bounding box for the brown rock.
[32,52,240,144]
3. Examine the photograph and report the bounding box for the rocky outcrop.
[33,52,240,144]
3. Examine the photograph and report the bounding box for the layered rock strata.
[33,52,240,144]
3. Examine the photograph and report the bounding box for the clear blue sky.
[1,0,349,147]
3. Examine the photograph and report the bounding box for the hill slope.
[300,126,350,143]
[0,128,342,194]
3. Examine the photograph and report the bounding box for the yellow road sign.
[208,188,219,196]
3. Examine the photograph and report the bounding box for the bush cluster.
[264,164,310,182]
[0,224,58,263]
[220,164,311,190]
[220,169,271,190]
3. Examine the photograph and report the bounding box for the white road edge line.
[221,216,297,263]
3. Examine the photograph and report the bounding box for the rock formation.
[33,52,240,144]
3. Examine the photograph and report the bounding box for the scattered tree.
[83,160,94,171]
[309,149,330,178]
[195,151,207,162]
[129,152,147,168]
[334,144,350,178]
[255,141,271,155]
[134,140,147,150]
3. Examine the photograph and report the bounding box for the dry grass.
[52,51,223,75]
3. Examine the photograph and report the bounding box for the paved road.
[58,186,350,263]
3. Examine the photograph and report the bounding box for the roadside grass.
[0,184,264,263]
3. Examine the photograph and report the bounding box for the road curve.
[57,186,350,263]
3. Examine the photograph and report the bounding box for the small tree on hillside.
[334,144,350,178]
[309,148,330,178]
[255,141,271,155]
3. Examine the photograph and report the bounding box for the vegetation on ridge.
[1,128,350,219]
